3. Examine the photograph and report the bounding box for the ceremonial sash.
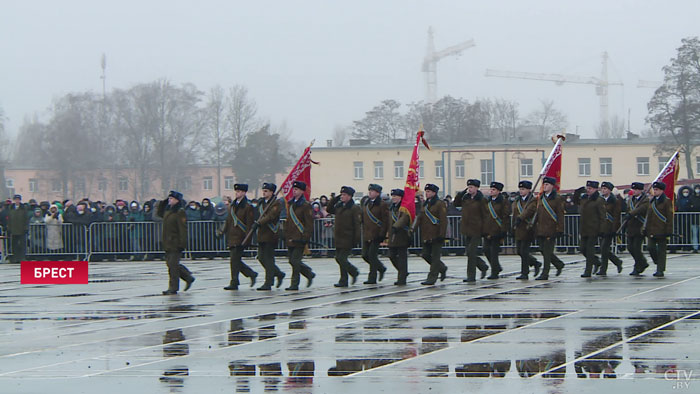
[606,212,615,223]
[541,195,558,222]
[424,204,439,225]
[365,203,382,227]
[391,209,410,231]
[230,207,247,232]
[488,200,502,227]
[651,201,667,223]
[289,203,305,233]
[258,202,279,233]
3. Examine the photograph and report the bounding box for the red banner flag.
[540,136,564,190]
[280,143,318,201]
[400,130,430,221]
[653,150,680,201]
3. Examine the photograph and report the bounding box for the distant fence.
[1,213,699,261]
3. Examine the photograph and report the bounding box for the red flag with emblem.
[280,142,318,201]
[400,130,430,221]
[653,150,680,201]
[539,136,564,191]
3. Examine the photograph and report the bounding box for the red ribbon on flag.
[280,143,318,201]
[400,130,429,221]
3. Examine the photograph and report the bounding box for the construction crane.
[423,26,475,104]
[485,52,622,135]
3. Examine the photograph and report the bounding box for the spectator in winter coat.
[45,205,64,252]
[200,198,215,221]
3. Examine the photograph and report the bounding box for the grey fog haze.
[1,0,699,143]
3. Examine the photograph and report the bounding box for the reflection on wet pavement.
[2,254,700,392]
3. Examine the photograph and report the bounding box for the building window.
[435,160,444,179]
[697,156,700,175]
[418,160,424,178]
[118,177,129,191]
[480,159,493,184]
[203,176,213,191]
[29,178,38,193]
[637,157,649,176]
[5,179,14,189]
[98,178,108,191]
[373,161,383,179]
[520,158,533,177]
[455,160,465,178]
[600,157,612,176]
[658,156,669,172]
[394,161,404,179]
[224,176,234,190]
[353,161,364,179]
[51,180,62,193]
[578,158,591,176]
[74,178,86,195]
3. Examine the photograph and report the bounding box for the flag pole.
[240,140,314,246]
[527,134,565,229]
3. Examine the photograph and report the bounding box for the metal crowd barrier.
[1,212,699,261]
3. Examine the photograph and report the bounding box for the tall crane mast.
[423,26,475,104]
[485,51,622,134]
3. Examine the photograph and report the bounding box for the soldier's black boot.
[477,258,489,279]
[275,271,286,288]
[421,275,437,285]
[378,264,387,282]
[224,280,239,290]
[184,276,195,291]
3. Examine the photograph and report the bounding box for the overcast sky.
[1,0,699,143]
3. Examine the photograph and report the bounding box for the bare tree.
[332,124,348,146]
[526,99,568,140]
[204,85,230,196]
[488,99,520,142]
[227,85,259,153]
[352,99,407,144]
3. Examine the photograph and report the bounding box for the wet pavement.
[1,252,699,393]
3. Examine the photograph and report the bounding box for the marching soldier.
[157,190,195,295]
[573,180,605,278]
[626,182,650,275]
[512,180,542,280]
[519,176,565,280]
[453,179,489,283]
[644,181,674,277]
[598,181,624,275]
[361,184,390,284]
[284,181,316,290]
[220,184,258,290]
[327,186,361,287]
[482,181,510,280]
[418,184,447,285]
[253,182,285,290]
[388,189,411,285]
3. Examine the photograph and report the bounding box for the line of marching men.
[157,176,673,295]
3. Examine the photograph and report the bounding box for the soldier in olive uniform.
[519,176,565,280]
[284,181,316,290]
[418,184,447,285]
[512,181,542,279]
[573,180,605,277]
[220,184,258,290]
[157,191,195,295]
[7,194,28,263]
[626,182,650,275]
[327,186,361,287]
[253,182,285,290]
[453,179,489,283]
[361,184,390,284]
[598,181,624,275]
[388,189,411,285]
[482,181,511,280]
[644,181,674,277]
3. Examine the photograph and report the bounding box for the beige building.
[311,136,700,198]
